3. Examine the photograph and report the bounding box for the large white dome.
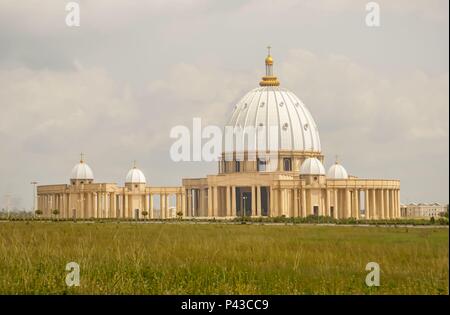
[327,162,348,179]
[300,157,326,175]
[125,167,146,184]
[225,86,321,153]
[71,162,94,180]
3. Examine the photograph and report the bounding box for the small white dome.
[71,161,94,180]
[300,157,325,175]
[327,162,348,179]
[125,167,146,184]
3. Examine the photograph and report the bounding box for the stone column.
[111,193,116,218]
[370,189,376,219]
[272,188,278,217]
[67,194,72,218]
[100,193,104,218]
[345,189,351,218]
[231,186,236,217]
[333,190,338,219]
[175,193,180,216]
[80,194,84,219]
[145,194,149,213]
[165,194,169,218]
[149,194,154,218]
[251,186,257,216]
[388,190,394,219]
[93,193,98,218]
[160,194,166,219]
[379,189,385,219]
[106,193,110,218]
[213,186,218,217]
[325,190,330,217]
[364,189,370,219]
[87,193,92,219]
[384,189,390,219]
[353,190,359,219]
[294,188,299,217]
[186,189,191,217]
[301,189,306,218]
[396,189,401,218]
[124,194,128,219]
[269,186,274,216]
[256,186,262,217]
[208,187,213,217]
[181,192,186,217]
[394,190,398,219]
[60,194,65,218]
[226,186,231,217]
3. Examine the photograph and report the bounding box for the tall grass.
[0,222,447,294]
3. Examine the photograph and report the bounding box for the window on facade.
[257,158,267,172]
[283,158,292,171]
[235,161,241,172]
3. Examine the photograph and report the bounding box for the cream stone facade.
[37,51,401,220]
[400,203,448,218]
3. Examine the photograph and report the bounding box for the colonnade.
[38,191,186,219]
[184,186,401,219]
[38,187,400,220]
[269,187,400,219]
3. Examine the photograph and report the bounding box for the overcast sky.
[0,0,448,209]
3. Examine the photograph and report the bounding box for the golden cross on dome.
[133,160,137,168]
[335,155,339,164]
[80,152,84,163]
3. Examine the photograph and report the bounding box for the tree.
[141,210,149,220]
[52,209,60,221]
[176,210,183,220]
[35,209,43,217]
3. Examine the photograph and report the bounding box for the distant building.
[400,203,448,218]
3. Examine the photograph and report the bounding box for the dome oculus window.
[235,161,241,172]
[257,158,267,172]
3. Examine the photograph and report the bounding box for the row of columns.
[270,187,400,219]
[186,185,267,217]
[184,186,400,219]
[38,187,400,219]
[38,192,186,219]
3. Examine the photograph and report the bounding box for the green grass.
[0,222,448,294]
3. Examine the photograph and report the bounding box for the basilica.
[37,50,401,220]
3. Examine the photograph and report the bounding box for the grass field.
[0,222,448,294]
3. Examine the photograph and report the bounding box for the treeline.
[0,213,448,226]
